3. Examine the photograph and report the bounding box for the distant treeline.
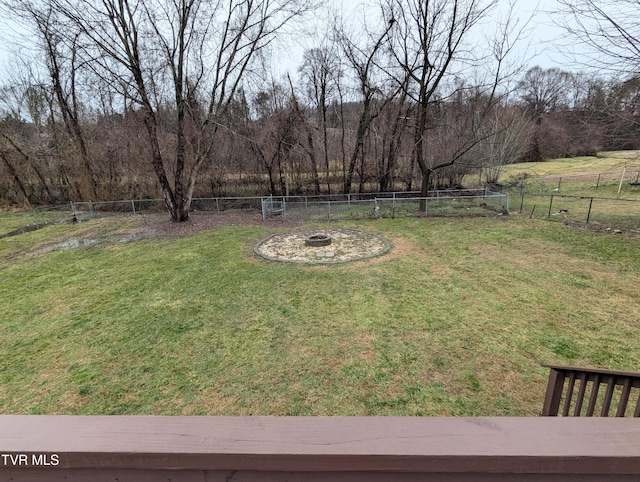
[1,65,639,206]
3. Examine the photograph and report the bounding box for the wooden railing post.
[542,367,566,416]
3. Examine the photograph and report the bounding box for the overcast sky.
[267,0,574,85]
[0,0,578,88]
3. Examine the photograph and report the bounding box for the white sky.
[273,0,573,75]
[0,0,579,88]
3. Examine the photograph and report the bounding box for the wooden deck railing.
[1,416,640,481]
[542,364,640,417]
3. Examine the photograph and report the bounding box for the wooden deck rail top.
[1,416,640,481]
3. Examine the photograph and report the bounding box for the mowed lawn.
[0,214,638,416]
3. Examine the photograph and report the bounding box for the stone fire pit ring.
[305,233,332,247]
[254,228,391,265]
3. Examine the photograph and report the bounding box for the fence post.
[32,207,39,228]
[216,198,220,214]
[89,201,94,217]
[131,200,136,214]
[327,200,331,220]
[618,166,627,196]
[557,177,562,192]
[520,184,525,212]
[586,197,594,224]
[547,195,554,218]
[596,174,601,190]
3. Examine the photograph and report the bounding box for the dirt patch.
[138,210,299,239]
[563,220,640,237]
[389,236,428,259]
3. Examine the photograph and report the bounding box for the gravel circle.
[254,228,391,264]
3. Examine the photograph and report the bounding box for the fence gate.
[261,196,286,220]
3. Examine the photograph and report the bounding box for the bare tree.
[556,0,640,74]
[517,66,573,161]
[299,46,342,193]
[384,0,525,205]
[518,66,573,118]
[335,13,397,194]
[374,89,412,192]
[2,0,99,200]
[0,119,33,205]
[477,106,533,184]
[37,0,311,221]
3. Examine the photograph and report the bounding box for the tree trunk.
[141,110,180,221]
[344,109,370,194]
[420,171,430,212]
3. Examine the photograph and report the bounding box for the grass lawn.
[0,209,74,237]
[501,150,640,179]
[499,152,640,230]
[1,213,638,416]
[499,151,640,199]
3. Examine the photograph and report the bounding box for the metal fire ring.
[305,233,332,247]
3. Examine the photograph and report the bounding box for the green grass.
[501,151,640,230]
[0,209,74,237]
[1,214,638,416]
[500,151,640,199]
[510,193,640,231]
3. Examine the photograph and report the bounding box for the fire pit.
[305,233,332,247]
[254,228,391,265]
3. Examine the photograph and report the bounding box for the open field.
[501,151,640,179]
[1,212,638,415]
[500,151,640,200]
[498,152,640,231]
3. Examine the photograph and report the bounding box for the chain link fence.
[507,167,640,197]
[262,189,509,222]
[2,190,510,237]
[70,197,265,216]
